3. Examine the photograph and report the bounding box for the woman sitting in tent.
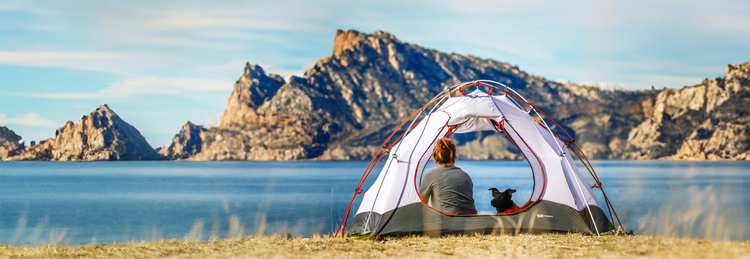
[419,138,477,215]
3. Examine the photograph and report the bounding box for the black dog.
[489,188,516,213]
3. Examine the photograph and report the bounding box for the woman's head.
[433,138,457,166]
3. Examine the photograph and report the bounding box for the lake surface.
[1,160,748,245]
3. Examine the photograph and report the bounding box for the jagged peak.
[179,121,204,133]
[726,61,750,82]
[333,30,367,56]
[183,121,206,129]
[96,103,113,112]
[372,30,395,39]
[243,62,266,77]
[63,104,129,132]
[332,29,401,56]
[90,104,118,122]
[727,61,750,73]
[0,126,22,143]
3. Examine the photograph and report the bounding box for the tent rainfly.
[336,80,624,238]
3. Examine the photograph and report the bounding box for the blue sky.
[1,0,749,148]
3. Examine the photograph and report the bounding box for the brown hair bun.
[432,138,457,165]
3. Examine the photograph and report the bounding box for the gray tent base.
[346,201,613,238]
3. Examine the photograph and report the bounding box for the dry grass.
[637,185,747,240]
[2,233,749,259]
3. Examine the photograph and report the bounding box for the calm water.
[0,160,748,245]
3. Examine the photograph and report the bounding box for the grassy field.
[2,233,749,259]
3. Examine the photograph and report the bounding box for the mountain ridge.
[159,29,749,161]
[3,30,745,161]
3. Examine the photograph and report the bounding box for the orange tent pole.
[337,81,625,237]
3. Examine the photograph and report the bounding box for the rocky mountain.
[160,29,748,161]
[1,104,163,161]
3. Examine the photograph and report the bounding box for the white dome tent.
[337,80,624,238]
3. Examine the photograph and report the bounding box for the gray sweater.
[419,165,477,215]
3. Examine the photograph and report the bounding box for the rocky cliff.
[623,62,750,160]
[2,104,163,161]
[161,29,748,161]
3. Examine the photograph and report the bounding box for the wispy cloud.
[0,50,235,83]
[0,51,130,74]
[702,14,750,35]
[203,60,253,75]
[577,74,704,90]
[17,76,233,100]
[204,117,221,128]
[135,37,246,50]
[141,10,318,32]
[0,113,59,127]
[626,74,705,89]
[578,81,628,91]
[0,2,332,79]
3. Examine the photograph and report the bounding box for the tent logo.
[537,214,554,218]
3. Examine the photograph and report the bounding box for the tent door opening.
[417,120,537,216]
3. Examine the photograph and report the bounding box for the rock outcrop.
[2,104,163,161]
[157,121,205,159]
[162,29,748,161]
[623,62,750,160]
[0,126,24,159]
